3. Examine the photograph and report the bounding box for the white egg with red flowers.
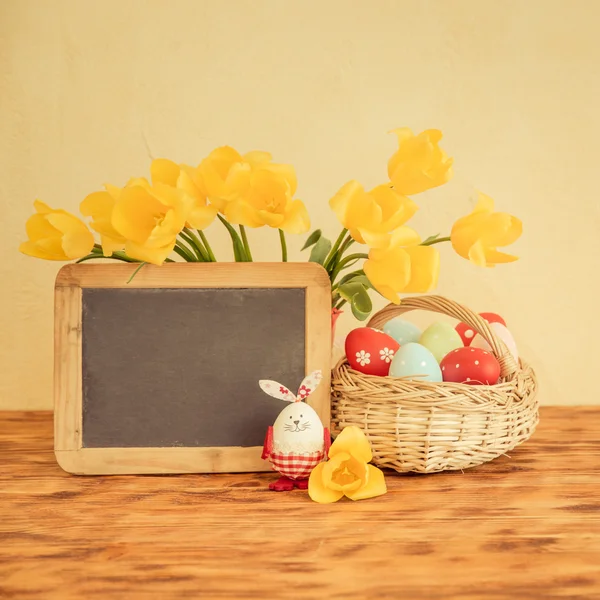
[471,322,519,362]
[456,312,507,346]
[345,327,400,376]
[440,347,501,385]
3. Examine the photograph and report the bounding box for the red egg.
[455,312,507,346]
[440,347,501,385]
[345,327,400,376]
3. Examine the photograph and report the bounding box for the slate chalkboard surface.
[54,263,331,475]
[81,287,306,448]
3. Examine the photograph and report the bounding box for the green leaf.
[337,282,373,321]
[422,233,441,245]
[309,236,332,265]
[218,215,249,262]
[301,229,322,251]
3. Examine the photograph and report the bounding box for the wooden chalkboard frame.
[54,262,331,475]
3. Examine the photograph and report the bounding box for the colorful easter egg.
[455,312,507,346]
[440,347,501,385]
[419,322,463,363]
[345,327,400,376]
[383,318,422,346]
[389,343,442,382]
[471,322,519,362]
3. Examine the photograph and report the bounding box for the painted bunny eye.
[289,416,292,419]
[300,414,303,418]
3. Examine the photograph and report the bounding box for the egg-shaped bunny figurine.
[260,370,330,492]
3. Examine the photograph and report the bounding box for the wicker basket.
[331,295,539,473]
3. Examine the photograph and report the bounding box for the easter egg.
[455,312,507,346]
[471,322,519,362]
[419,322,463,363]
[345,327,400,376]
[383,318,422,346]
[440,347,501,385]
[389,343,442,382]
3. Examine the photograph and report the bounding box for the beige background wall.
[1,0,598,409]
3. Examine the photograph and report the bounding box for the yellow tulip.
[20,201,95,261]
[364,229,440,303]
[197,146,272,212]
[308,426,387,503]
[329,180,418,248]
[111,183,193,265]
[388,128,453,195]
[80,185,126,256]
[451,192,522,267]
[150,158,217,230]
[225,165,310,234]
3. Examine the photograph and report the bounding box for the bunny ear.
[296,370,322,400]
[259,380,296,402]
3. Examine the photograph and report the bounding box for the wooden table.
[1,408,598,599]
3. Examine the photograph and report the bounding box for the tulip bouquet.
[20,128,522,319]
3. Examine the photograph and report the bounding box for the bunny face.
[272,402,324,453]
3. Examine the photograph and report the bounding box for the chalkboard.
[54,263,331,475]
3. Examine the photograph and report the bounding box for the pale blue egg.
[383,318,422,346]
[389,343,443,382]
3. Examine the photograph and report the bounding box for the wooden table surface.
[1,408,599,600]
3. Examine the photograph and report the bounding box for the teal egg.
[419,321,463,363]
[389,343,443,382]
[383,318,422,346]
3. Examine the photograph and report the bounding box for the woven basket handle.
[367,295,519,379]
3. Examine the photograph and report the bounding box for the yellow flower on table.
[197,146,272,212]
[150,158,217,230]
[225,165,310,234]
[110,183,193,265]
[451,192,522,267]
[388,128,453,195]
[309,426,387,503]
[364,228,440,304]
[329,180,418,248]
[20,201,95,261]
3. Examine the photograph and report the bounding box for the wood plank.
[0,407,599,599]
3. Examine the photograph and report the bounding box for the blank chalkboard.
[54,263,331,475]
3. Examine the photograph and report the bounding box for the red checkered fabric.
[269,450,325,480]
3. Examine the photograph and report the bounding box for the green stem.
[165,258,175,263]
[278,229,288,262]
[198,231,216,261]
[174,242,197,262]
[420,235,451,247]
[127,262,147,284]
[337,235,355,256]
[330,253,369,283]
[239,225,253,261]
[323,228,348,271]
[335,298,347,310]
[76,252,136,264]
[181,229,209,261]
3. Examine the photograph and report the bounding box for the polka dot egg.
[455,312,506,347]
[440,347,501,386]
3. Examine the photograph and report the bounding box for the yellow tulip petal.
[329,426,372,463]
[187,205,218,230]
[473,192,495,213]
[243,150,272,167]
[100,235,125,256]
[112,186,164,243]
[61,229,95,259]
[485,249,519,264]
[80,191,114,218]
[125,240,175,265]
[364,247,411,294]
[264,163,298,197]
[151,158,180,187]
[225,200,264,228]
[33,200,55,215]
[468,240,487,267]
[329,180,365,227]
[403,246,440,293]
[105,183,121,199]
[25,213,59,241]
[308,463,344,504]
[356,229,391,249]
[390,226,421,247]
[280,200,310,234]
[345,465,387,501]
[19,240,66,260]
[45,212,89,235]
[321,452,351,491]
[257,210,284,228]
